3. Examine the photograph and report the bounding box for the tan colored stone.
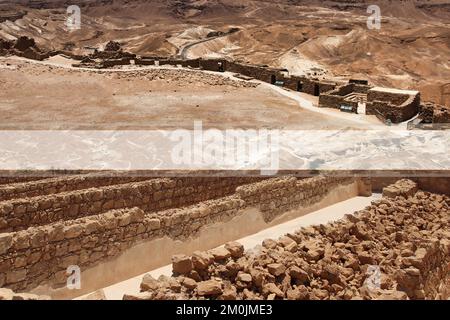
[0,233,12,254]
[141,274,160,291]
[64,224,83,239]
[263,283,284,298]
[181,277,197,290]
[209,247,231,261]
[197,280,223,296]
[0,288,14,300]
[236,272,252,283]
[224,241,244,258]
[172,254,193,275]
[267,263,286,277]
[192,251,213,270]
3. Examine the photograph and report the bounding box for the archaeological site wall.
[130,179,449,300]
[318,82,371,112]
[0,174,151,202]
[420,102,450,124]
[0,175,362,295]
[0,177,260,232]
[371,176,450,195]
[366,88,420,123]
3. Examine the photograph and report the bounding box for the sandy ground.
[2,1,449,104]
[75,194,381,300]
[0,57,376,130]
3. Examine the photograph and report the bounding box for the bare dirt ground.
[0,57,371,130]
[1,0,449,105]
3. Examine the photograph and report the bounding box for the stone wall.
[318,82,371,111]
[0,175,360,292]
[131,181,449,300]
[0,174,149,202]
[235,176,355,221]
[371,176,450,195]
[366,89,420,123]
[226,61,282,84]
[0,177,259,232]
[420,102,450,124]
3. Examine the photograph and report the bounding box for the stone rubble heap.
[0,287,50,300]
[127,181,449,300]
[382,179,418,199]
[0,36,50,61]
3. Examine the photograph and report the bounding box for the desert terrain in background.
[1,0,449,106]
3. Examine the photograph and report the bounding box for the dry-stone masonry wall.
[130,180,449,300]
[0,177,260,232]
[0,174,150,202]
[0,175,356,291]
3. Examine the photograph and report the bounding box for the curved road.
[177,30,238,59]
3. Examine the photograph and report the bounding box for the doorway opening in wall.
[297,81,303,92]
[314,83,320,96]
[271,75,276,85]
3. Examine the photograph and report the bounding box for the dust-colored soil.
[0,57,368,130]
[1,0,449,105]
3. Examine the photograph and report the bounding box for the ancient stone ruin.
[0,36,51,61]
[1,35,448,127]
[0,172,448,300]
[125,180,449,300]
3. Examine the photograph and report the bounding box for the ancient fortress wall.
[0,174,151,202]
[0,175,360,294]
[318,83,371,108]
[366,89,420,123]
[371,176,450,195]
[134,179,449,300]
[0,177,261,232]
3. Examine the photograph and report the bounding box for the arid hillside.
[1,0,449,104]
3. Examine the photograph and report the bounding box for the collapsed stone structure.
[0,36,51,61]
[127,180,449,300]
[0,173,364,296]
[69,44,442,125]
[419,102,450,124]
[319,81,371,113]
[366,87,421,124]
[319,82,421,123]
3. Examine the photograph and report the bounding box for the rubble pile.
[126,182,449,300]
[0,36,50,60]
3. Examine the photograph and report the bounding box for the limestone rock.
[267,263,286,277]
[224,241,244,258]
[0,233,12,254]
[197,280,223,296]
[172,254,193,275]
[82,290,107,300]
[209,247,231,261]
[140,274,160,291]
[192,251,213,270]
